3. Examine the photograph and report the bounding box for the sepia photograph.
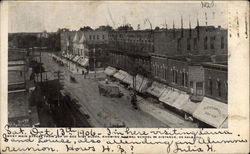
[7,1,229,129]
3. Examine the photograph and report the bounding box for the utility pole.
[40,37,43,83]
[54,70,64,107]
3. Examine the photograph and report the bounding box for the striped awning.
[130,74,150,93]
[193,97,228,128]
[159,87,181,107]
[146,81,166,98]
[104,66,117,76]
[113,70,127,81]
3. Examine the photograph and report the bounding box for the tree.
[79,26,93,31]
[57,28,69,33]
[117,24,133,31]
[95,25,113,31]
[154,26,160,31]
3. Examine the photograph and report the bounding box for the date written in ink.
[201,0,215,8]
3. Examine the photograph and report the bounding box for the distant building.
[60,30,109,71]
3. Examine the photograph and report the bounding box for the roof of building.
[8,91,29,119]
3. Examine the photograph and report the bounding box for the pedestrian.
[84,71,86,79]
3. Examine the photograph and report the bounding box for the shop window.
[204,36,208,49]
[187,38,191,50]
[221,36,225,49]
[196,82,203,95]
[20,71,23,76]
[184,72,188,87]
[190,81,194,94]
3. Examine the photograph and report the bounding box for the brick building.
[108,30,154,76]
[203,62,228,103]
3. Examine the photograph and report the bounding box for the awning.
[181,100,201,115]
[122,73,133,85]
[130,74,150,93]
[193,97,228,128]
[72,55,80,62]
[159,87,181,106]
[146,81,166,98]
[219,118,228,128]
[171,92,189,110]
[104,66,117,76]
[113,70,127,81]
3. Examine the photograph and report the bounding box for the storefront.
[146,81,166,98]
[193,97,228,128]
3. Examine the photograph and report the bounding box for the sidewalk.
[115,82,198,128]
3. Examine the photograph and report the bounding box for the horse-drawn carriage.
[98,81,123,97]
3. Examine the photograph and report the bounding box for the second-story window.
[193,38,198,50]
[103,35,105,39]
[172,68,178,84]
[210,36,215,49]
[177,38,182,51]
[89,35,92,40]
[204,36,208,49]
[93,35,95,40]
[97,35,99,40]
[221,36,225,49]
[184,72,188,87]
[187,38,191,50]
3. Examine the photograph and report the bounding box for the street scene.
[8,2,229,128]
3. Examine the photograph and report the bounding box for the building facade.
[108,30,153,76]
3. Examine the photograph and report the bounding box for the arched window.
[221,36,225,49]
[204,36,208,49]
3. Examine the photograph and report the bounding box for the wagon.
[98,81,123,97]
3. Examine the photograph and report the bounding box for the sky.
[8,1,228,33]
